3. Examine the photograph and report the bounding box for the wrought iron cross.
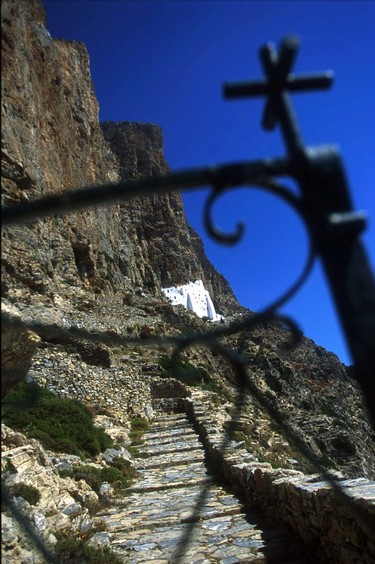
[2,36,374,423]
[224,36,333,155]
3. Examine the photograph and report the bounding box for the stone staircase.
[94,412,315,563]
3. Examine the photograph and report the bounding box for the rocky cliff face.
[100,121,241,313]
[1,0,240,316]
[1,0,120,300]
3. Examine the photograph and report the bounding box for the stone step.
[96,410,313,563]
[145,422,195,432]
[150,416,191,426]
[138,434,201,450]
[99,503,242,534]
[105,486,242,513]
[135,451,205,470]
[108,514,268,563]
[154,414,188,423]
[128,468,211,494]
[136,442,202,458]
[127,476,210,494]
[136,455,206,472]
[144,427,195,441]
[147,418,191,426]
[142,432,199,448]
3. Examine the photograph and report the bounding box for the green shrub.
[100,466,125,487]
[55,536,122,563]
[129,417,150,445]
[130,417,149,432]
[2,382,113,457]
[55,536,82,561]
[104,458,137,489]
[95,427,114,451]
[11,483,41,506]
[72,460,137,492]
[28,429,58,451]
[110,457,134,473]
[73,465,102,492]
[54,437,80,455]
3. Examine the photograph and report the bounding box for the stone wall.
[182,395,375,564]
[25,343,155,423]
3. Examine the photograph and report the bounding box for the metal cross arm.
[224,72,333,98]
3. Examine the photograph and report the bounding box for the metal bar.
[294,146,375,423]
[259,39,304,153]
[275,36,300,80]
[223,73,333,99]
[321,238,375,422]
[287,72,334,91]
[1,158,289,226]
[259,43,280,131]
[275,91,305,154]
[223,79,269,98]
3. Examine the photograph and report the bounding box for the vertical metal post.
[224,36,375,421]
[298,147,375,419]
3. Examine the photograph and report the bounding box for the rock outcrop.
[1,302,41,399]
[2,395,374,564]
[1,0,240,316]
[1,0,120,300]
[100,120,241,313]
[1,420,134,563]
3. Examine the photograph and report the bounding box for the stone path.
[95,413,316,563]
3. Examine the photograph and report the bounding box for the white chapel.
[162,280,222,322]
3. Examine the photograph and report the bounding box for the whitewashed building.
[162,280,222,321]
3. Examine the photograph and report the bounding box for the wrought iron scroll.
[3,36,374,421]
[2,35,375,559]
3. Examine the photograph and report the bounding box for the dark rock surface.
[100,120,242,314]
[1,302,41,399]
[1,0,240,316]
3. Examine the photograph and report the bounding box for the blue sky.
[43,1,374,365]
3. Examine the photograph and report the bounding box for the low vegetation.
[129,416,150,445]
[10,483,41,506]
[2,382,113,457]
[55,535,123,563]
[228,423,316,473]
[67,458,137,493]
[159,355,222,394]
